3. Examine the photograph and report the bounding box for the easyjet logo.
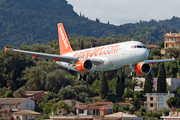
[59,27,68,49]
[73,44,119,58]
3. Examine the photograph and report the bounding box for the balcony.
[12,108,18,111]
[145,93,174,97]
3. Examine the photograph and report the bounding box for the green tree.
[113,102,121,113]
[51,100,70,114]
[116,70,125,99]
[99,71,108,99]
[157,62,166,93]
[133,98,140,110]
[3,91,13,98]
[144,71,153,93]
[58,85,76,100]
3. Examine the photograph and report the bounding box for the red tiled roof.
[119,102,133,106]
[25,91,45,95]
[90,102,112,106]
[77,105,88,110]
[0,98,29,104]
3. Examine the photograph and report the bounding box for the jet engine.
[133,62,151,76]
[75,59,93,72]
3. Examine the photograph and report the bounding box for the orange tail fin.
[57,23,74,55]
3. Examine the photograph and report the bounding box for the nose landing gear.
[116,67,125,83]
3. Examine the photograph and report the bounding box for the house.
[103,112,143,120]
[164,32,180,49]
[13,110,41,120]
[0,98,35,118]
[63,99,85,108]
[77,102,113,116]
[134,77,180,91]
[144,91,174,110]
[50,112,93,120]
[160,111,180,120]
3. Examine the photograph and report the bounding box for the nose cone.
[141,49,149,60]
[146,49,149,59]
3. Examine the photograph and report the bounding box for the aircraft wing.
[143,58,175,63]
[5,47,103,65]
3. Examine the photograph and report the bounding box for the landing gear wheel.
[116,76,120,83]
[78,74,82,80]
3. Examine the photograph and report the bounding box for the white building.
[0,98,35,118]
[134,77,180,91]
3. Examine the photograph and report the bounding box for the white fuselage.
[56,41,149,71]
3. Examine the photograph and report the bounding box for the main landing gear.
[116,67,125,83]
[78,73,86,81]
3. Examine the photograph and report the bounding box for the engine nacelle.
[134,62,151,76]
[75,59,93,72]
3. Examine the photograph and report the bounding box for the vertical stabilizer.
[57,23,74,55]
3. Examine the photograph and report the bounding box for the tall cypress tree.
[157,62,166,93]
[99,71,109,99]
[144,71,153,93]
[116,70,125,98]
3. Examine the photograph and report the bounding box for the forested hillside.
[0,0,180,50]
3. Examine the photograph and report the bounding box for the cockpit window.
[131,45,146,49]
[137,45,142,48]
[142,46,146,48]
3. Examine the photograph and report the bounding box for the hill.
[0,0,180,49]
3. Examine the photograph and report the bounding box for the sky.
[66,0,180,26]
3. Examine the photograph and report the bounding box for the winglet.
[172,56,175,62]
[4,47,7,52]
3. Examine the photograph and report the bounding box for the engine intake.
[134,62,151,76]
[75,59,93,72]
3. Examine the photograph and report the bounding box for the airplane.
[4,23,175,83]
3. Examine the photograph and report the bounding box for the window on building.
[16,116,19,119]
[79,110,84,113]
[4,104,6,109]
[171,45,174,48]
[158,104,163,109]
[158,97,163,102]
[15,104,18,109]
[173,38,176,41]
[9,104,11,109]
[176,44,179,48]
[150,104,153,107]
[150,97,153,101]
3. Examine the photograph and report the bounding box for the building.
[161,111,180,120]
[134,77,180,91]
[144,92,175,110]
[63,99,85,108]
[13,110,41,120]
[25,91,46,106]
[0,98,35,118]
[164,32,180,49]
[103,112,143,120]
[77,102,113,116]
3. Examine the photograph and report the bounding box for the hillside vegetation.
[0,0,180,49]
